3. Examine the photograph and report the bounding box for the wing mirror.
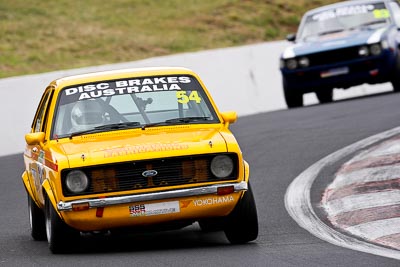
[220,111,237,126]
[286,33,296,42]
[25,132,45,146]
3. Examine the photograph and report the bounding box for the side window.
[32,89,52,133]
[389,2,400,27]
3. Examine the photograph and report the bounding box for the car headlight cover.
[298,57,310,68]
[65,170,89,193]
[210,155,234,178]
[370,43,382,56]
[358,46,369,56]
[286,59,298,70]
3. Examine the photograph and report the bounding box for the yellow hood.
[57,126,233,168]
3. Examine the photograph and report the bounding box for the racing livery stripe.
[367,27,386,44]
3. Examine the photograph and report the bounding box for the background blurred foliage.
[0,0,337,78]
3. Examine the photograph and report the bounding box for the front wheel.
[391,79,400,92]
[224,183,259,244]
[45,197,80,253]
[315,89,333,104]
[28,194,46,241]
[283,79,303,108]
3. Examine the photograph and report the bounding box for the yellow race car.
[22,67,258,253]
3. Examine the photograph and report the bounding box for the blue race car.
[280,0,400,108]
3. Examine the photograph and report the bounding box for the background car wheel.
[28,194,46,241]
[45,197,80,254]
[283,79,303,108]
[315,89,333,104]
[391,79,400,92]
[224,183,258,244]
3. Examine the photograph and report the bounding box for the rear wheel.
[224,183,258,244]
[28,194,46,241]
[45,197,80,253]
[315,89,333,104]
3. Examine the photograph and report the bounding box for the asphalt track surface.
[2,92,400,266]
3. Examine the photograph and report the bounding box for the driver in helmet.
[70,100,106,132]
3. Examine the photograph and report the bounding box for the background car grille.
[62,153,238,196]
[306,46,361,67]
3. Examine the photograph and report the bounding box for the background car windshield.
[298,2,389,41]
[52,75,219,138]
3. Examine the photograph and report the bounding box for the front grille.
[62,153,238,196]
[306,46,361,67]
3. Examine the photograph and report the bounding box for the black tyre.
[283,79,303,108]
[315,89,333,104]
[391,79,400,92]
[224,183,258,244]
[28,194,46,241]
[45,197,80,253]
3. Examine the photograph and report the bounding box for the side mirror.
[25,132,45,146]
[220,111,237,126]
[286,33,296,42]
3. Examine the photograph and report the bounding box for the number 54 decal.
[176,91,201,104]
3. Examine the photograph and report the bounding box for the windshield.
[51,75,219,139]
[298,2,390,41]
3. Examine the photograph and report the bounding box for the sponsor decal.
[103,143,189,158]
[180,200,192,209]
[64,76,192,101]
[193,195,235,207]
[129,201,180,217]
[312,5,388,22]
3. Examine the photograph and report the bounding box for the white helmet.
[70,100,105,131]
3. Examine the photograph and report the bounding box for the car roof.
[49,66,197,89]
[304,0,395,17]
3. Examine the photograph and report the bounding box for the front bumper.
[281,50,396,92]
[57,181,247,211]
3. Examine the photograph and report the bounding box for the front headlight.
[286,59,298,70]
[298,57,310,68]
[370,43,382,56]
[358,46,369,56]
[65,170,89,193]
[210,155,234,178]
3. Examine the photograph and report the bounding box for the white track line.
[284,126,400,260]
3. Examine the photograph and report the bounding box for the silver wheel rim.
[45,206,52,243]
[28,199,33,230]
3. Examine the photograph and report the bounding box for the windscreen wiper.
[165,116,210,123]
[69,121,141,139]
[318,29,345,36]
[141,116,210,130]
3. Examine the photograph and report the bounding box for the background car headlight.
[65,170,89,193]
[358,46,369,56]
[210,155,234,178]
[370,43,382,56]
[298,57,310,68]
[286,59,298,70]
